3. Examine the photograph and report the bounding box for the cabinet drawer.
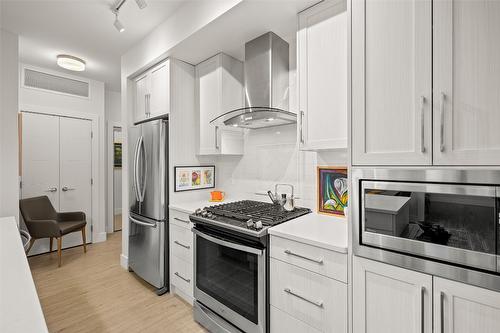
[170,223,193,263]
[270,258,347,333]
[169,209,193,229]
[171,256,193,298]
[270,236,347,282]
[271,305,320,333]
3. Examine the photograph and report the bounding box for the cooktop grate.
[205,200,311,226]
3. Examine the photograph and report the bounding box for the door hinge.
[90,178,94,185]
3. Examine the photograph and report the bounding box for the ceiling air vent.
[24,68,90,98]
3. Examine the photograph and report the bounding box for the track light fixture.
[111,0,147,32]
[113,12,125,33]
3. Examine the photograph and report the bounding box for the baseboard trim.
[120,253,128,269]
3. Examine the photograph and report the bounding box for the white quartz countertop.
[0,217,48,333]
[268,213,348,253]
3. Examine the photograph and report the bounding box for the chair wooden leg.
[26,238,35,254]
[81,227,87,253]
[57,237,62,267]
[49,237,53,253]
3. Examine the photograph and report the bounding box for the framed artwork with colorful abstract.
[174,165,215,192]
[317,166,348,217]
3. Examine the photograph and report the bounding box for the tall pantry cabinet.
[352,0,500,165]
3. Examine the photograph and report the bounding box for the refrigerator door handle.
[130,214,157,228]
[138,136,147,203]
[133,136,142,202]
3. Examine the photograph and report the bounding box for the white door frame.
[107,121,122,233]
[20,104,105,244]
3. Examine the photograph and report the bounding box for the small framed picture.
[174,165,215,192]
[317,166,348,216]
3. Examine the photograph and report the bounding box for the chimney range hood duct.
[211,32,296,129]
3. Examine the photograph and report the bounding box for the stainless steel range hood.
[211,32,296,129]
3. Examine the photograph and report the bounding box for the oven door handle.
[193,229,263,256]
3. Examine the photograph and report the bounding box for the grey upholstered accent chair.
[20,196,87,267]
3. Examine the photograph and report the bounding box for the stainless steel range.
[190,200,310,333]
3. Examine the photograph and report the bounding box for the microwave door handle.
[193,229,263,256]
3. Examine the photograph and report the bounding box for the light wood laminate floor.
[28,232,205,333]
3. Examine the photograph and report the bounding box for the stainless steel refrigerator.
[128,118,168,295]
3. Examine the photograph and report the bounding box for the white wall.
[105,89,121,232]
[119,0,242,268]
[0,29,19,221]
[105,90,121,123]
[19,64,107,242]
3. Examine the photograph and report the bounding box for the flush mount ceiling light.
[56,55,86,71]
[111,0,147,32]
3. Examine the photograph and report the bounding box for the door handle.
[46,187,58,192]
[284,288,323,308]
[129,215,157,228]
[421,286,425,333]
[284,249,323,264]
[61,186,75,192]
[440,92,446,152]
[174,272,191,283]
[300,110,305,144]
[174,240,191,249]
[440,291,445,333]
[214,126,219,150]
[420,96,426,153]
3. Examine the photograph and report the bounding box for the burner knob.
[201,210,209,217]
[195,208,203,215]
[246,219,254,228]
[254,220,263,230]
[206,213,214,219]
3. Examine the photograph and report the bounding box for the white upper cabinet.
[434,277,500,333]
[133,59,170,123]
[352,0,432,165]
[353,256,433,333]
[196,53,244,156]
[298,0,348,151]
[433,0,500,165]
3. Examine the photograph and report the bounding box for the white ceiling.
[1,0,187,91]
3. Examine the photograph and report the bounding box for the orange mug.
[210,190,225,202]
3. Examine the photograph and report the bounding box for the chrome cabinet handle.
[174,272,191,283]
[174,240,191,249]
[440,92,446,152]
[421,286,425,333]
[440,291,445,333]
[420,96,426,153]
[299,110,305,144]
[61,186,75,192]
[284,249,323,264]
[45,187,58,192]
[214,126,219,150]
[284,288,323,308]
[174,217,190,224]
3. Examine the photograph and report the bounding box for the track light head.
[135,0,147,9]
[113,13,125,33]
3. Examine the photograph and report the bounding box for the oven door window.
[361,181,497,270]
[196,234,259,324]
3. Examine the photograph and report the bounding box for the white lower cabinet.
[353,256,433,333]
[270,235,347,333]
[434,277,500,333]
[353,256,500,333]
[169,208,193,304]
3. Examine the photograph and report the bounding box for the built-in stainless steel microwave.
[352,168,500,292]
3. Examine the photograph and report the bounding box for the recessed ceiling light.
[56,55,86,72]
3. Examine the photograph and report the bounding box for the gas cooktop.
[190,200,311,238]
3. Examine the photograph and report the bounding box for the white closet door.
[59,116,92,248]
[21,112,60,255]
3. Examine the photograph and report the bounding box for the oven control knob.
[201,210,209,217]
[206,213,214,219]
[246,219,254,228]
[195,208,202,215]
[254,220,263,230]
